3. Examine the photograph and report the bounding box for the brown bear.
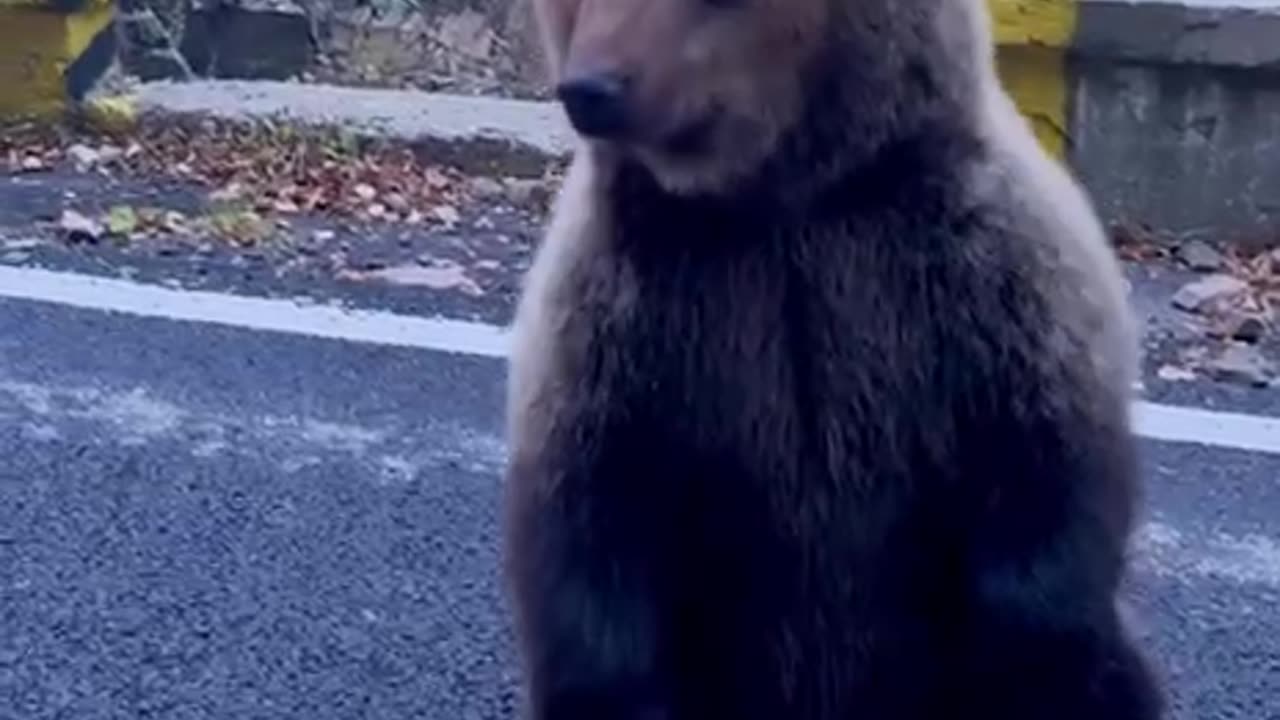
[501,0,1166,718]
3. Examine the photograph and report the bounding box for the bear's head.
[533,0,992,196]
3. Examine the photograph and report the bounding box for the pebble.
[58,209,102,244]
[504,178,551,209]
[1230,315,1268,344]
[1205,343,1276,388]
[467,177,505,199]
[1171,274,1249,313]
[67,143,101,170]
[1174,240,1224,272]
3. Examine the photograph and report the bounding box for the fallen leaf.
[105,205,139,236]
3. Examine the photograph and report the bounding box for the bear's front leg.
[502,449,676,720]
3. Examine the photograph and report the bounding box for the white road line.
[1132,401,1280,457]
[0,264,510,358]
[3,264,1280,456]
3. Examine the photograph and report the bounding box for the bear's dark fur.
[501,0,1165,718]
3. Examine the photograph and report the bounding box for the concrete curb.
[90,80,575,178]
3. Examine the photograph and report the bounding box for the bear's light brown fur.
[502,0,1165,718]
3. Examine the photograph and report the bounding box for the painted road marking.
[2,370,1273,588]
[0,263,510,358]
[3,264,1280,456]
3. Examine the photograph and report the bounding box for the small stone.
[1230,315,1268,344]
[504,178,550,208]
[353,183,377,202]
[97,145,124,164]
[1156,364,1197,382]
[468,177,505,199]
[364,261,482,295]
[431,204,461,226]
[66,144,101,170]
[1174,240,1223,272]
[20,155,46,172]
[312,229,336,243]
[385,193,409,212]
[1171,274,1249,313]
[58,209,102,243]
[1205,344,1276,388]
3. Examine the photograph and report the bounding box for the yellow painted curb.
[0,0,117,118]
[986,0,1078,159]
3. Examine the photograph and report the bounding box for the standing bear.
[501,0,1166,718]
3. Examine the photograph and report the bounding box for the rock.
[467,176,505,199]
[180,0,314,80]
[1171,274,1249,313]
[116,9,195,81]
[1174,239,1224,272]
[431,204,461,227]
[66,144,100,170]
[1205,344,1276,388]
[384,193,409,213]
[1230,315,1268,344]
[118,9,170,50]
[1156,364,1198,382]
[352,183,377,202]
[360,261,483,296]
[20,155,47,172]
[132,49,196,82]
[58,210,102,244]
[1207,309,1268,343]
[436,10,496,61]
[96,145,124,164]
[504,178,551,209]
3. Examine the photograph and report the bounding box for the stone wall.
[115,0,547,97]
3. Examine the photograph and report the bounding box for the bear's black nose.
[556,73,630,140]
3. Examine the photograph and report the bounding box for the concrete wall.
[1070,2,1280,241]
[989,0,1280,240]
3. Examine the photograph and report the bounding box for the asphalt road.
[1,265,1279,720]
